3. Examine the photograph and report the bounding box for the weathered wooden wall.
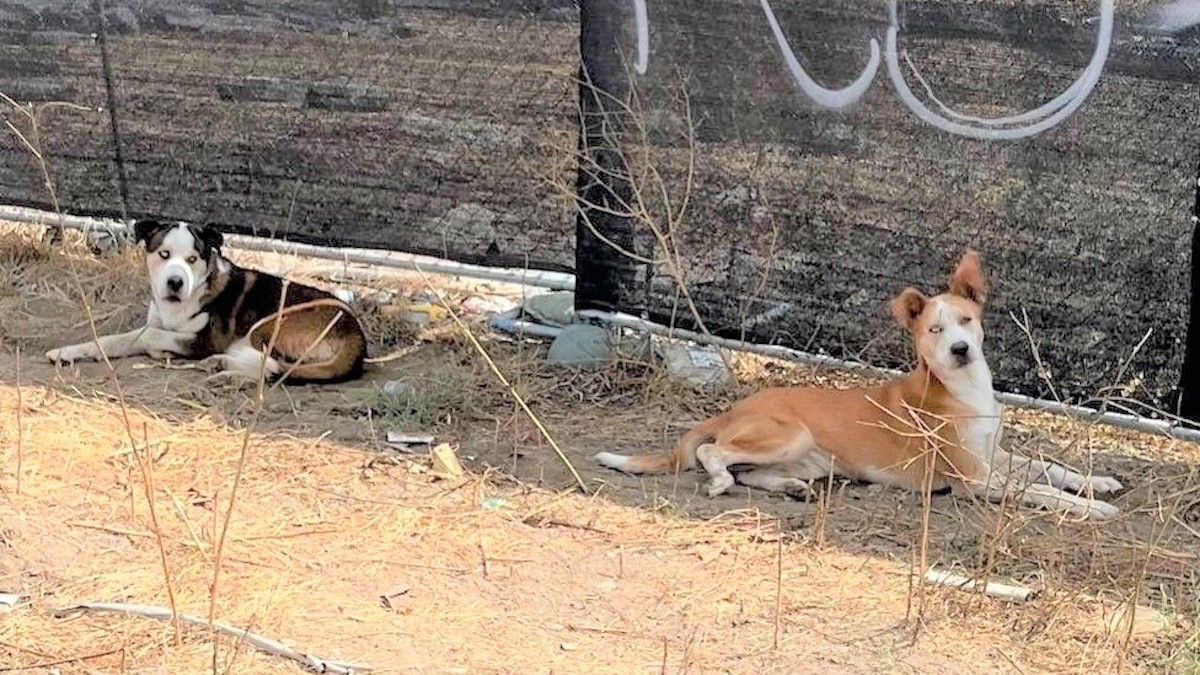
[625,0,1198,411]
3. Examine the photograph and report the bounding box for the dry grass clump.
[0,228,145,351]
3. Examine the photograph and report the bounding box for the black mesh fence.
[576,0,1200,420]
[1,0,1198,420]
[0,0,579,271]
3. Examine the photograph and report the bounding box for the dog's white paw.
[1087,475,1123,494]
[46,345,90,364]
[196,354,227,373]
[1084,499,1120,521]
[705,473,735,498]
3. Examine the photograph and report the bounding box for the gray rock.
[523,291,574,328]
[547,323,611,368]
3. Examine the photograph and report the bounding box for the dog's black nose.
[166,275,184,292]
[950,341,970,358]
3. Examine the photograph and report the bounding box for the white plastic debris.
[385,430,435,451]
[660,343,732,388]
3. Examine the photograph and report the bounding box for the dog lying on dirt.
[596,250,1123,521]
[46,219,368,384]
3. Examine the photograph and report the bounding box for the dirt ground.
[1,227,1198,674]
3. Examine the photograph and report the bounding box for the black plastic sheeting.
[1,0,1198,419]
[581,0,1200,418]
[0,0,580,271]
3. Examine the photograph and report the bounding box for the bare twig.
[772,529,783,649]
[52,602,371,674]
[2,89,187,650]
[0,647,122,672]
[14,345,22,495]
[133,421,182,645]
[208,280,290,673]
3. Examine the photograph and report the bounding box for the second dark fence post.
[573,0,641,314]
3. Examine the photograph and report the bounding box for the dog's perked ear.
[133,219,170,248]
[194,223,225,254]
[948,248,988,306]
[890,287,927,328]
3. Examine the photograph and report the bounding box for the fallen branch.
[52,602,371,674]
[923,567,1037,603]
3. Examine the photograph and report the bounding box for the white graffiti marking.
[760,0,880,110]
[626,0,1153,140]
[884,0,1114,140]
[633,0,649,75]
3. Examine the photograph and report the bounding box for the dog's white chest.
[149,299,207,333]
[942,361,1002,459]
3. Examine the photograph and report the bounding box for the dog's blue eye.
[158,250,169,259]
[929,326,943,334]
[186,256,198,264]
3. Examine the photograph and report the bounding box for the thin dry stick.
[14,345,22,495]
[772,530,783,650]
[410,263,588,493]
[130,421,181,646]
[52,602,369,674]
[0,647,122,672]
[1,91,185,644]
[911,427,937,644]
[208,280,290,675]
[977,484,1015,610]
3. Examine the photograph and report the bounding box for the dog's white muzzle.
[159,258,196,300]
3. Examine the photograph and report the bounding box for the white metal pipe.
[0,205,576,291]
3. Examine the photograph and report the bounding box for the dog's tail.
[594,416,721,475]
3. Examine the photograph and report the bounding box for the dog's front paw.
[704,473,735,498]
[46,345,90,364]
[783,481,817,502]
[1084,499,1120,521]
[196,355,227,374]
[1087,475,1123,494]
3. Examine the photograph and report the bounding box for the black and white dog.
[46,219,368,384]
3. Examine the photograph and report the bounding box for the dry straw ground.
[0,225,1198,674]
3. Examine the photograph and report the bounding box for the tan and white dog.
[596,250,1122,521]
